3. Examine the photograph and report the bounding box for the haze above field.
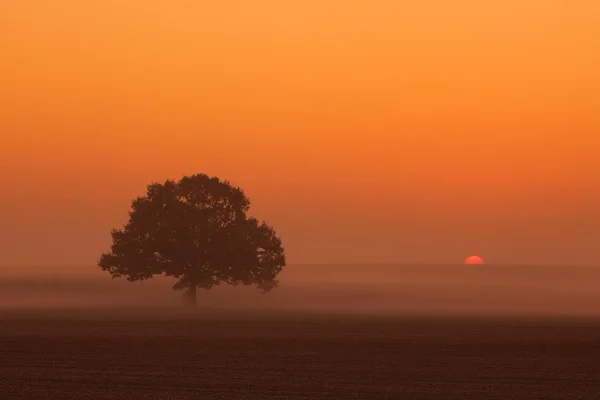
[1,264,599,317]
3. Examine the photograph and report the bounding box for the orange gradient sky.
[1,0,599,266]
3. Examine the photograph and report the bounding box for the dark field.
[2,310,600,399]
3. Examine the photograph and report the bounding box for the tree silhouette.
[98,174,286,307]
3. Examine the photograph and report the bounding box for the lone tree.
[98,174,286,307]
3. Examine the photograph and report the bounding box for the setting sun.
[465,256,484,265]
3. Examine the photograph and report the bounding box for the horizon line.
[2,262,599,268]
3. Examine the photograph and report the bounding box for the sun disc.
[465,255,484,264]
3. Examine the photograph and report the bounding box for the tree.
[98,174,286,307]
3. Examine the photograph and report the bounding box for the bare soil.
[1,309,599,399]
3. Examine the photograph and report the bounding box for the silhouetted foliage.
[98,174,286,306]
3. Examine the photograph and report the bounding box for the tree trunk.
[184,284,197,307]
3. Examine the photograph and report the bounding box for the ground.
[1,309,599,399]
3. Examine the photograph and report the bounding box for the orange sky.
[1,0,599,266]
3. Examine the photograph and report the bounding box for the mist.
[1,264,599,317]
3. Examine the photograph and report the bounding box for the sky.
[1,0,599,267]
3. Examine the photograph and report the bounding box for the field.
[2,264,600,398]
[2,310,600,399]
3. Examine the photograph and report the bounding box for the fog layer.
[1,264,598,316]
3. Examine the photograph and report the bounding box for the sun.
[465,255,484,264]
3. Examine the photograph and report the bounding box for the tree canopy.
[98,174,286,306]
